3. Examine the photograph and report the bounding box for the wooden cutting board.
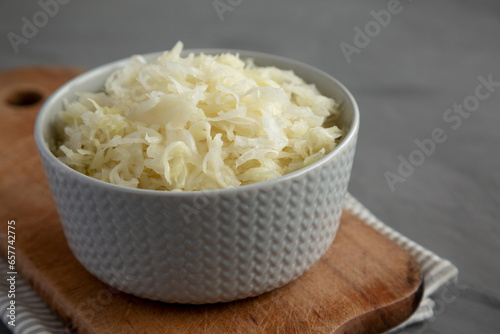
[0,67,423,334]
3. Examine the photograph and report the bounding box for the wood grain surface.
[0,67,423,334]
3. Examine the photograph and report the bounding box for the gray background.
[1,0,499,333]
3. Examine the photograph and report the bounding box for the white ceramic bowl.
[34,49,359,304]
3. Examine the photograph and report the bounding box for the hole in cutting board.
[6,90,44,107]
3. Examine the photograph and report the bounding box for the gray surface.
[1,0,499,333]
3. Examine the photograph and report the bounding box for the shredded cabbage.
[54,41,343,191]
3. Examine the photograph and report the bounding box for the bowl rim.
[34,48,359,197]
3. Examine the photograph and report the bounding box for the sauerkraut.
[54,41,343,191]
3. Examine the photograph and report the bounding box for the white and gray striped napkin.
[0,193,458,333]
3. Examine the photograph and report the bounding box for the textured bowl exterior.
[35,50,359,304]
